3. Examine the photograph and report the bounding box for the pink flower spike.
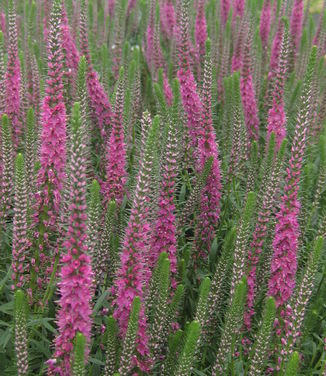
[240,37,259,142]
[5,0,21,149]
[49,103,93,375]
[195,0,207,59]
[260,0,271,49]
[290,0,304,52]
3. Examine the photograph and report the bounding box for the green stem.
[40,252,60,312]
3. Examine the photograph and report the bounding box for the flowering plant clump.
[1,1,326,375]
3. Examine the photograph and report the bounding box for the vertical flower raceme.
[113,117,160,372]
[31,0,66,301]
[148,254,171,362]
[177,0,203,151]
[37,0,66,224]
[240,36,260,142]
[221,0,231,27]
[175,321,201,376]
[29,49,41,123]
[112,0,127,79]
[161,0,175,39]
[269,19,284,81]
[290,0,304,52]
[245,137,287,330]
[247,297,276,376]
[80,0,112,142]
[0,31,5,115]
[127,0,137,14]
[313,7,326,47]
[0,11,5,37]
[62,5,80,108]
[203,228,236,344]
[118,297,141,375]
[177,0,192,71]
[79,0,91,65]
[162,73,173,106]
[151,10,173,109]
[14,290,28,376]
[230,192,256,297]
[19,53,29,124]
[150,79,180,284]
[104,316,118,376]
[228,72,248,181]
[267,19,289,150]
[260,0,271,49]
[5,0,21,149]
[268,46,317,310]
[177,69,203,151]
[108,0,115,18]
[0,115,14,227]
[72,333,86,376]
[139,111,152,164]
[87,179,101,273]
[49,103,93,375]
[233,0,245,19]
[194,277,211,328]
[152,4,164,75]
[232,22,246,73]
[103,67,127,206]
[195,39,222,256]
[146,0,155,68]
[195,0,207,59]
[12,154,30,289]
[212,279,247,375]
[280,237,323,365]
[96,200,117,286]
[25,108,36,197]
[76,55,91,177]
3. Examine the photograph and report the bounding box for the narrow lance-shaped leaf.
[284,351,300,376]
[162,330,183,376]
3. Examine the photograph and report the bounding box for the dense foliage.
[0,0,326,375]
